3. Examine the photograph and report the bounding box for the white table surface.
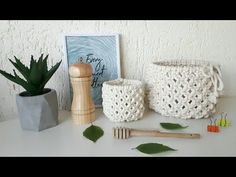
[0,97,235,156]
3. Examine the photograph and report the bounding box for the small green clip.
[216,112,231,127]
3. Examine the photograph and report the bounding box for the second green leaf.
[160,123,188,130]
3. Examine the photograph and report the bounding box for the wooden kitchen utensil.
[113,127,200,139]
[69,63,95,124]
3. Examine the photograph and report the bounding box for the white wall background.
[0,20,236,121]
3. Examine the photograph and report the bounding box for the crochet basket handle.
[203,64,224,97]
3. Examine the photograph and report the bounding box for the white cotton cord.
[213,65,224,95]
[203,64,224,97]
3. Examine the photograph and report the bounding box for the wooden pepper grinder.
[69,63,95,124]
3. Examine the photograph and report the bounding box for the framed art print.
[64,34,120,107]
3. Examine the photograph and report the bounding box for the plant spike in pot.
[0,54,62,131]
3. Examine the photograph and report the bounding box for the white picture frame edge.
[61,33,121,109]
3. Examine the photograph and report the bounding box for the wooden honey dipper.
[113,127,200,139]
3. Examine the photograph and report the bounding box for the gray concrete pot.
[16,88,59,131]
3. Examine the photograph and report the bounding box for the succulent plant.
[0,54,62,96]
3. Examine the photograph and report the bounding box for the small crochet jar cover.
[145,60,224,119]
[102,78,145,122]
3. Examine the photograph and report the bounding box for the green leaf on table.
[160,123,188,130]
[133,143,176,155]
[83,124,104,143]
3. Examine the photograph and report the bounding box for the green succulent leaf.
[39,60,61,90]
[83,124,104,143]
[38,54,44,63]
[37,54,44,71]
[30,55,36,70]
[0,69,32,93]
[133,143,176,155]
[29,60,43,85]
[42,54,49,76]
[160,123,188,130]
[9,57,30,80]
[0,69,19,83]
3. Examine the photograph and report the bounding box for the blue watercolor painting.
[65,35,120,107]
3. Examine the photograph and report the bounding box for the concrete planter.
[16,88,59,131]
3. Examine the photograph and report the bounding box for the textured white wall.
[0,20,236,121]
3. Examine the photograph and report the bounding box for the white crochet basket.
[145,60,224,119]
[102,79,145,122]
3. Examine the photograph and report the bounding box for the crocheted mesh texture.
[145,60,223,119]
[102,79,145,122]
